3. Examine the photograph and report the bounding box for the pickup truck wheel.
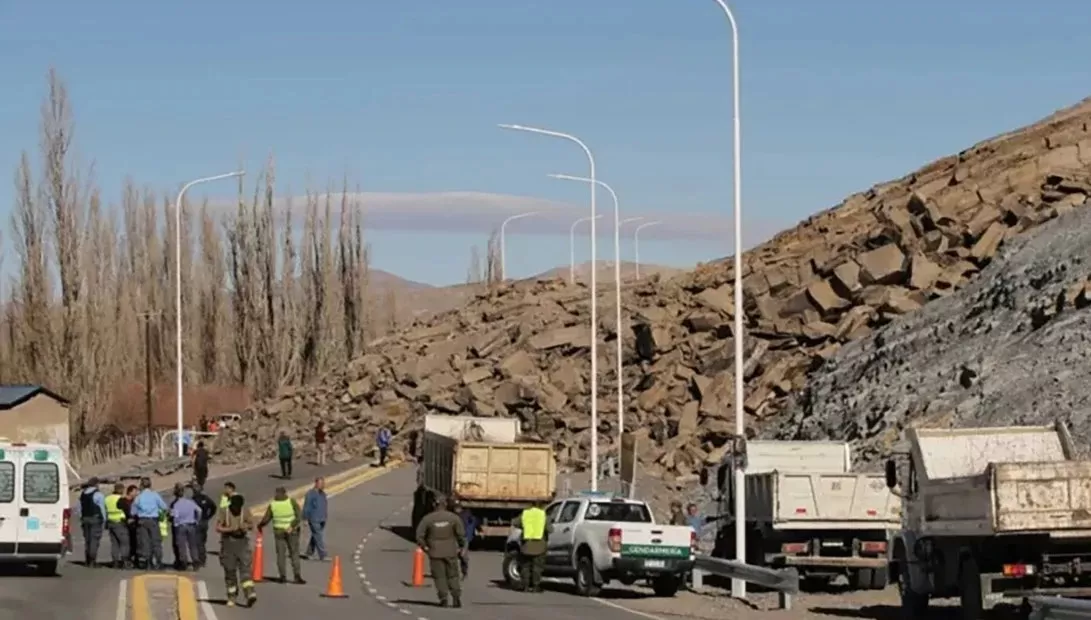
[651,574,680,597]
[502,551,521,590]
[575,555,601,597]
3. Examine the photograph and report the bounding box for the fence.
[691,555,798,610]
[1029,596,1091,620]
[69,429,172,469]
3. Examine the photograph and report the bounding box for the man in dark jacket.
[191,483,218,568]
[415,495,466,607]
[277,432,294,479]
[79,477,107,567]
[191,441,210,488]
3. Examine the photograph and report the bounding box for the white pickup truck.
[504,492,696,597]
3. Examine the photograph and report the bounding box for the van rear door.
[16,447,65,556]
[0,448,18,555]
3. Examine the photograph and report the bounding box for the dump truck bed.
[745,471,900,530]
[420,430,556,505]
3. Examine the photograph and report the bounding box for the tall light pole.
[710,0,747,599]
[633,221,661,280]
[568,214,603,285]
[549,174,631,458]
[499,211,538,281]
[174,171,245,456]
[500,124,601,490]
[617,217,643,279]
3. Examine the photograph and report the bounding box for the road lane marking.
[177,576,199,620]
[116,580,128,620]
[130,575,152,620]
[247,460,400,519]
[197,580,220,620]
[592,597,669,620]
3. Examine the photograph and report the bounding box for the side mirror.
[884,459,898,489]
[699,468,709,486]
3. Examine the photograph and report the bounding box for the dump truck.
[705,439,900,590]
[886,422,1091,618]
[411,415,556,542]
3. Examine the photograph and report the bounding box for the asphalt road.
[26,456,380,620]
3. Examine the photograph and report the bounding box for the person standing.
[258,486,305,584]
[124,485,139,566]
[104,483,130,569]
[79,477,107,567]
[314,422,328,466]
[377,425,392,467]
[219,481,236,512]
[451,498,475,577]
[216,494,258,608]
[668,500,686,525]
[181,427,194,457]
[277,432,294,479]
[301,477,328,561]
[514,498,549,592]
[131,477,168,569]
[169,483,185,569]
[191,441,210,488]
[415,494,466,608]
[191,483,218,568]
[171,486,202,570]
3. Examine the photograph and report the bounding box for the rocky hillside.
[221,96,1091,481]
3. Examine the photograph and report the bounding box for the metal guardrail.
[1029,596,1091,620]
[692,555,799,610]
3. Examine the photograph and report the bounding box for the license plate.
[644,559,665,569]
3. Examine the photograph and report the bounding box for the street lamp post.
[617,217,643,280]
[499,211,538,281]
[633,221,662,279]
[500,123,601,490]
[549,174,633,457]
[710,0,748,599]
[568,214,603,285]
[173,171,245,457]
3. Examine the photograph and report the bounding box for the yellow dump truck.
[411,415,556,542]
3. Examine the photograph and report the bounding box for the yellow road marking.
[177,576,199,620]
[247,460,401,518]
[130,575,151,620]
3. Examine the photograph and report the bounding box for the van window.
[23,462,59,504]
[0,462,13,503]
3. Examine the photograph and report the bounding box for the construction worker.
[219,481,236,511]
[258,486,305,584]
[514,498,550,592]
[191,482,218,568]
[78,477,107,567]
[104,483,130,568]
[216,494,258,607]
[132,477,168,569]
[415,494,466,607]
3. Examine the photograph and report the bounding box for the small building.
[0,385,70,451]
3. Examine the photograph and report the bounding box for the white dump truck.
[705,439,900,589]
[412,415,556,542]
[886,422,1091,618]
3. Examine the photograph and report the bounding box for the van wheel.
[36,560,58,576]
[652,574,680,597]
[574,555,601,597]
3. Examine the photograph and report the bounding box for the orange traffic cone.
[319,556,349,598]
[411,547,425,587]
[251,531,264,583]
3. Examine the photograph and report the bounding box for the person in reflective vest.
[258,486,305,584]
[216,493,257,607]
[219,481,236,513]
[104,483,130,568]
[515,499,550,592]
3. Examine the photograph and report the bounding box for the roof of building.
[0,385,70,409]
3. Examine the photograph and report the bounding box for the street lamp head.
[498,123,526,131]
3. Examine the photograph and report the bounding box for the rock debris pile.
[221,97,1091,479]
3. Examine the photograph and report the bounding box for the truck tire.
[651,574,680,597]
[574,554,601,597]
[869,566,889,590]
[502,551,521,590]
[852,567,888,591]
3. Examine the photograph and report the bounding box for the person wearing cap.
[448,497,473,578]
[216,493,258,607]
[513,497,550,592]
[104,483,130,569]
[258,486,305,584]
[78,477,107,567]
[416,494,466,607]
[131,477,168,569]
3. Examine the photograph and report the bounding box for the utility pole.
[137,311,161,457]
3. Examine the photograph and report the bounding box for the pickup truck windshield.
[585,502,652,523]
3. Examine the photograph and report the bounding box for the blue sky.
[2,1,1090,285]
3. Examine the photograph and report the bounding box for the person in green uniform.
[104,483,130,568]
[513,498,550,592]
[258,486,305,584]
[219,481,236,512]
[415,494,466,608]
[216,494,258,608]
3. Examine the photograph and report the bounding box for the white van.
[0,441,70,575]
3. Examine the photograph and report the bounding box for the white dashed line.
[354,502,428,620]
[115,580,127,620]
[197,580,221,620]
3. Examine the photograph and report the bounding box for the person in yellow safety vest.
[219,481,237,512]
[216,493,258,607]
[514,498,550,592]
[104,483,130,569]
[257,486,305,584]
